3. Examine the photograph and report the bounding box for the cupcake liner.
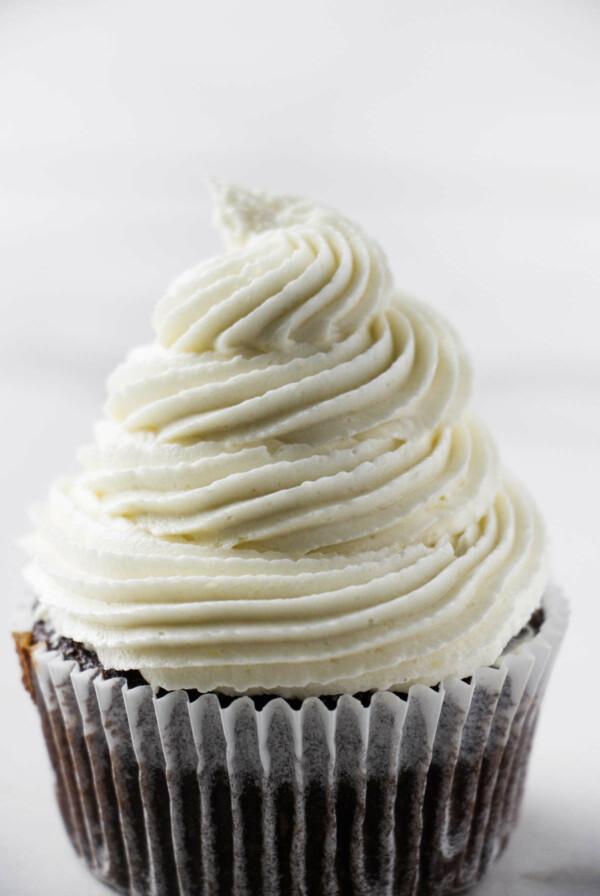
[22,586,567,896]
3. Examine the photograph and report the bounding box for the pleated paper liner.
[21,586,567,896]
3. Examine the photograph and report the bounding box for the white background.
[1,1,599,894]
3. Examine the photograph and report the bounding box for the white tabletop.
[1,2,599,893]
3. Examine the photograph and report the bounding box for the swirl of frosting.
[25,184,548,695]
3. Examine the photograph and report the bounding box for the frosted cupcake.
[15,184,566,896]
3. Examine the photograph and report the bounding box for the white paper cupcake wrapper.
[25,586,567,896]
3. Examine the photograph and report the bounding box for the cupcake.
[15,184,567,896]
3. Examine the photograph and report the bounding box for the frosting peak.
[154,184,392,355]
[25,185,547,695]
[210,182,344,247]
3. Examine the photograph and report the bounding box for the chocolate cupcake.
[15,184,567,896]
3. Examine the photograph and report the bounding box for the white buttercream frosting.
[24,184,548,695]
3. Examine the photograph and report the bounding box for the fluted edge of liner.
[25,586,567,896]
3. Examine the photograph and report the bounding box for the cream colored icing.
[24,184,548,695]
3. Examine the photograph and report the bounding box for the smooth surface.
[1,1,599,894]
